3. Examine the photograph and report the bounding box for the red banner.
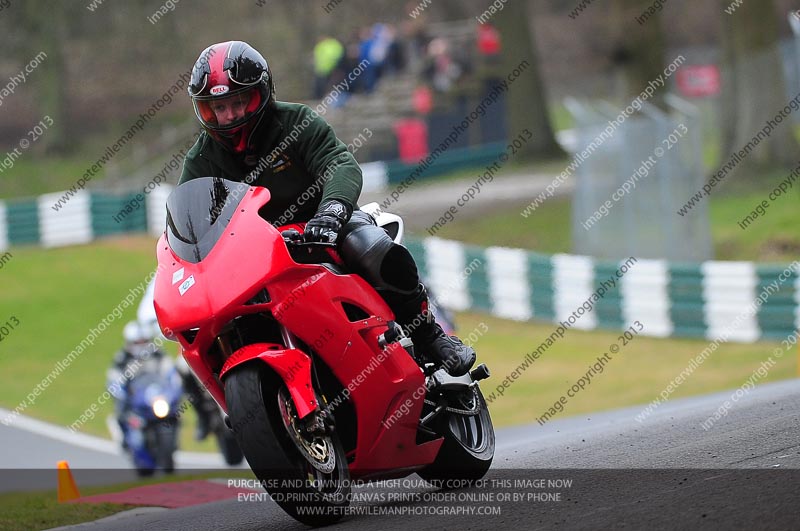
[677,65,721,98]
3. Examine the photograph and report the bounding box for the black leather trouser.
[337,211,430,330]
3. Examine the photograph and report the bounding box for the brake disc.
[277,389,336,474]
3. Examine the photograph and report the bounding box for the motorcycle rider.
[109,321,213,443]
[179,40,475,376]
[107,321,166,446]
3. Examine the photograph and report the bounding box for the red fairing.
[153,182,443,476]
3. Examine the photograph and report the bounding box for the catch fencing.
[567,96,711,262]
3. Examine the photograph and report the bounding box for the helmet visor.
[192,87,262,132]
[225,55,268,87]
[189,50,214,97]
[189,58,267,97]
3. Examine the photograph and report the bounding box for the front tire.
[225,364,351,526]
[154,422,177,474]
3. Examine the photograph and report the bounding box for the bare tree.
[609,0,667,108]
[720,0,796,169]
[16,0,71,153]
[494,1,565,160]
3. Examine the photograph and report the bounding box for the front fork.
[280,324,333,437]
[219,325,319,428]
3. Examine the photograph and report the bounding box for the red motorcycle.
[153,177,494,525]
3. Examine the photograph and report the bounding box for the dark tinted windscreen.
[165,177,250,263]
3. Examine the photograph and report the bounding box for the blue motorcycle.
[117,356,183,476]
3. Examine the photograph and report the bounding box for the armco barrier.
[405,238,800,343]
[1,188,797,343]
[2,188,170,247]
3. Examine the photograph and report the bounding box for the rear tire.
[225,364,351,526]
[418,386,494,484]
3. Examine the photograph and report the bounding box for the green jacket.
[179,101,362,225]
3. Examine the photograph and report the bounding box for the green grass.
[3,158,95,200]
[0,494,137,531]
[549,103,574,134]
[707,165,800,261]
[430,174,800,263]
[0,236,219,453]
[0,470,255,531]
[413,196,572,254]
[2,111,191,201]
[413,156,570,187]
[711,189,800,262]
[456,312,795,426]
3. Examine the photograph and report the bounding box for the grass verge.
[0,470,254,531]
[456,312,795,427]
[430,176,800,263]
[0,236,218,453]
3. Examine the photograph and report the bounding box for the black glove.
[304,200,351,243]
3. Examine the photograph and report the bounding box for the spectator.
[384,24,407,74]
[402,1,432,69]
[413,84,433,115]
[477,22,502,60]
[370,23,392,75]
[423,37,463,92]
[358,26,379,93]
[337,38,364,95]
[313,35,344,98]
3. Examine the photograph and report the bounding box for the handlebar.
[281,229,337,248]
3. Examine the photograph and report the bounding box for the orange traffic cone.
[57,460,81,502]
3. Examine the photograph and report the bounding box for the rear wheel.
[418,386,494,484]
[225,364,351,526]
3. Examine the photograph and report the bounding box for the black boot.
[387,284,476,376]
[412,322,476,377]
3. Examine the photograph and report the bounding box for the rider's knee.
[339,211,418,291]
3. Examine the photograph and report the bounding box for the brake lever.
[281,229,337,248]
[295,241,338,248]
[281,229,304,245]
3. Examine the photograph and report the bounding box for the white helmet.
[123,321,153,358]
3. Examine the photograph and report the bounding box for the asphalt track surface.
[5,378,794,530]
[0,411,245,493]
[359,171,573,231]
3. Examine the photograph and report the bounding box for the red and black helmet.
[188,41,274,149]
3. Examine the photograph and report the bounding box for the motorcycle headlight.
[152,397,170,418]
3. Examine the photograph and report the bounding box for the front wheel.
[152,421,177,474]
[418,386,494,484]
[225,364,351,526]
